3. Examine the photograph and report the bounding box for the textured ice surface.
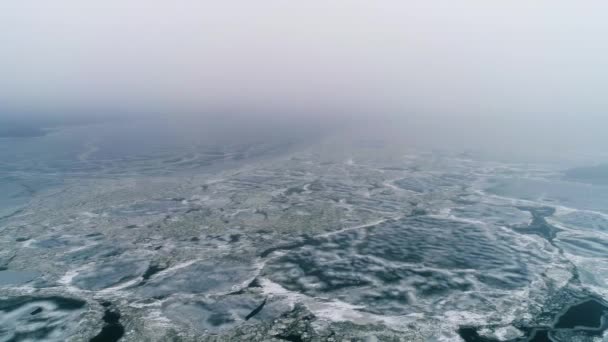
[0,296,86,342]
[72,257,150,291]
[0,270,39,286]
[551,210,608,232]
[263,216,557,317]
[450,203,532,227]
[162,294,288,333]
[1,125,607,341]
[137,259,257,298]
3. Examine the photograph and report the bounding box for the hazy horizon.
[3,1,608,160]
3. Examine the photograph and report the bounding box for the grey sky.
[1,1,607,120]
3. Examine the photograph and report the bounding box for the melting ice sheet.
[0,270,39,287]
[1,125,608,340]
[0,296,86,342]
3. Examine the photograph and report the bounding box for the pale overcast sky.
[1,1,607,121]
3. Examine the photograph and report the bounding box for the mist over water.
[1,2,608,342]
[1,1,607,162]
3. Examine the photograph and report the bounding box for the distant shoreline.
[0,115,120,139]
[0,126,49,138]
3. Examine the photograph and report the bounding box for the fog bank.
[1,1,607,158]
